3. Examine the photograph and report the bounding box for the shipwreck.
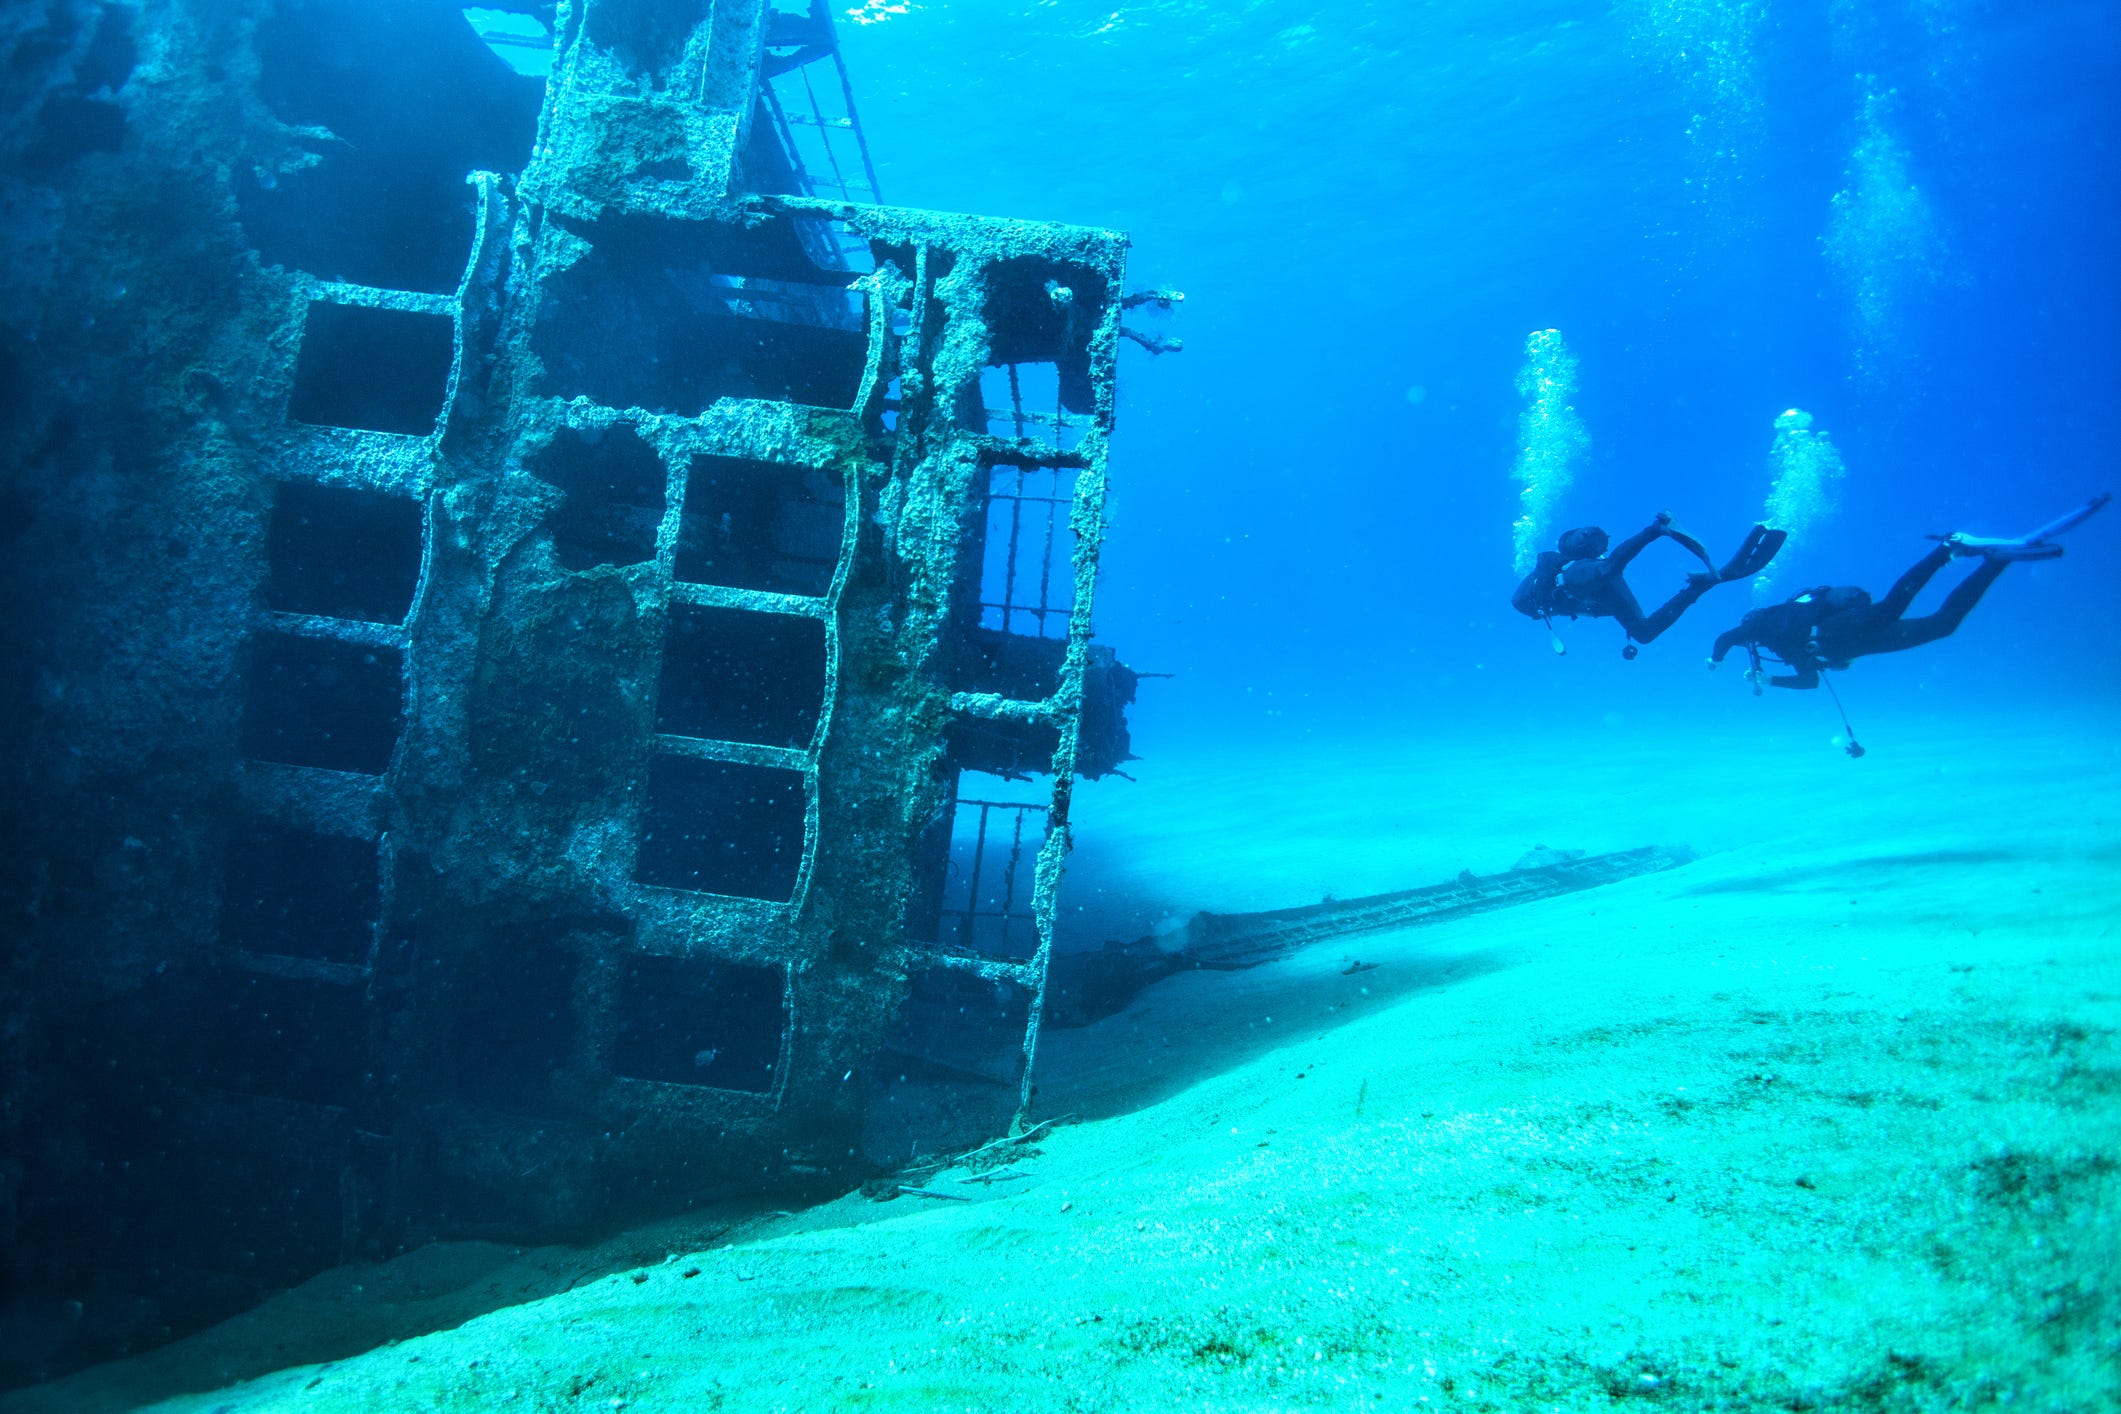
[0,0,1165,1377]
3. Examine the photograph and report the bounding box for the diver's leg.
[1873,558,2009,651]
[1875,543,1954,619]
[1631,577,1712,644]
[1604,577,1654,640]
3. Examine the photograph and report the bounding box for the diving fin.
[1661,524,1716,571]
[1945,539,2065,562]
[1934,492,2110,560]
[1717,524,1787,582]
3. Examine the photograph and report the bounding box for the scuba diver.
[1709,493,2110,692]
[1707,494,2110,756]
[1512,513,1787,657]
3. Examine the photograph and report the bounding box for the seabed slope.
[10,712,2117,1414]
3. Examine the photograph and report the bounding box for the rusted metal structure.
[0,0,1153,1381]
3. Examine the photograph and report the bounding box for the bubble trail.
[1509,329,1588,577]
[1755,407,1847,599]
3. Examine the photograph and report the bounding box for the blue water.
[845,0,2121,744]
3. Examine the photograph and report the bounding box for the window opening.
[979,362,1084,451]
[220,827,380,966]
[635,755,807,901]
[952,461,1075,699]
[983,256,1107,364]
[977,462,1077,638]
[674,454,842,596]
[528,423,666,571]
[609,953,786,1093]
[533,213,869,414]
[267,480,424,623]
[936,771,1050,961]
[289,302,456,435]
[241,630,405,775]
[656,604,828,748]
[758,3,882,208]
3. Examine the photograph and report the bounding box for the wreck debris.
[1047,846,1698,1027]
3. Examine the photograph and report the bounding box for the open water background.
[843,0,2121,750]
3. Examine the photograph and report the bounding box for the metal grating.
[938,782,1052,961]
[978,463,1079,640]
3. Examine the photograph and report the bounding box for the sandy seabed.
[10,709,2118,1413]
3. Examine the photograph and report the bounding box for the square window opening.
[220,826,380,966]
[241,630,405,775]
[982,254,1108,378]
[289,302,457,435]
[674,454,843,596]
[529,424,667,571]
[635,755,807,901]
[978,362,1085,451]
[935,772,1051,962]
[657,604,828,748]
[533,212,870,416]
[609,952,785,1093]
[267,480,424,623]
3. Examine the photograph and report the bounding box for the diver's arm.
[1769,665,1821,690]
[1709,628,1745,664]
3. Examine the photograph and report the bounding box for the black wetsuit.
[1513,520,1713,645]
[1710,543,2008,688]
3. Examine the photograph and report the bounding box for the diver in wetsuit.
[1709,494,2111,689]
[1512,513,1786,657]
